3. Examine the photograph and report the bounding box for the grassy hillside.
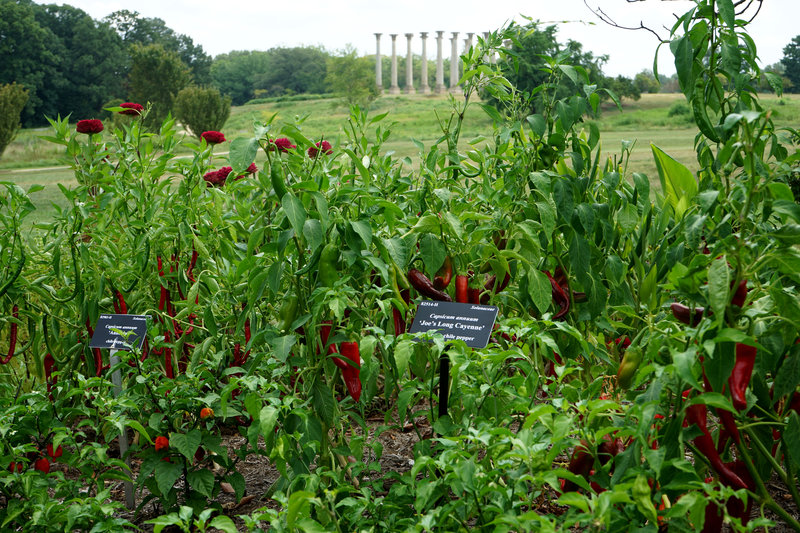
[2,92,798,223]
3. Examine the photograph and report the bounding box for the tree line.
[2,0,798,134]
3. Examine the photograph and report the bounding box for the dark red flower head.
[119,102,144,116]
[76,119,104,135]
[308,140,333,158]
[203,166,233,187]
[202,131,226,144]
[268,137,296,153]
[246,162,258,174]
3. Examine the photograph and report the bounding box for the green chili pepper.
[616,345,643,389]
[270,164,288,200]
[277,295,298,332]
[318,243,339,288]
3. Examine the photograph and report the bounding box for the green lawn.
[3,92,799,223]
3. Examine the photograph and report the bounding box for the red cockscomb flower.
[201,131,226,144]
[307,140,333,158]
[119,102,144,116]
[76,119,104,135]
[203,166,233,187]
[246,162,258,174]
[268,137,296,153]
[155,436,169,451]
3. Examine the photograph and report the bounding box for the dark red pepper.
[408,268,452,302]
[545,270,570,320]
[1,305,18,365]
[731,279,747,307]
[729,343,756,412]
[480,272,510,304]
[468,287,481,304]
[670,303,708,326]
[433,256,453,290]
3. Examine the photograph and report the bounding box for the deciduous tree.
[128,43,190,127]
[0,83,29,157]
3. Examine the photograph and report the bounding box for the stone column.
[419,32,430,94]
[389,34,400,94]
[465,32,474,53]
[374,33,382,92]
[435,31,445,93]
[450,32,461,93]
[404,33,415,94]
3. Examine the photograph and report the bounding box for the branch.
[583,0,668,42]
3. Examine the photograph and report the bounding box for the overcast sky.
[41,0,796,77]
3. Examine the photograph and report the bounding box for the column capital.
[405,33,414,39]
[390,33,398,39]
[374,32,382,38]
[420,31,428,38]
[436,30,445,38]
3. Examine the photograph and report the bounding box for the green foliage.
[0,83,29,157]
[104,9,211,85]
[128,43,191,127]
[782,35,800,93]
[667,100,691,117]
[634,70,661,94]
[2,2,800,531]
[253,46,330,97]
[174,86,232,138]
[210,50,272,106]
[325,47,379,107]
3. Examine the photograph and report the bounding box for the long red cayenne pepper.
[320,321,347,370]
[455,275,468,304]
[480,272,511,304]
[545,270,570,320]
[163,330,174,378]
[339,341,362,402]
[729,343,756,412]
[1,305,18,364]
[685,403,750,490]
[85,318,105,376]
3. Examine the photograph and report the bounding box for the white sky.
[40,0,797,77]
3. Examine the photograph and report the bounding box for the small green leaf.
[155,460,183,496]
[209,516,238,533]
[528,268,552,315]
[785,412,800,469]
[170,430,201,461]
[187,469,214,498]
[229,137,259,174]
[651,144,697,219]
[708,256,730,318]
[282,193,307,238]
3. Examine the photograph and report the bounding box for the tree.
[634,70,660,94]
[603,75,641,102]
[781,35,800,93]
[104,10,211,85]
[128,43,190,126]
[210,51,272,105]
[35,4,127,120]
[174,86,231,138]
[0,0,62,126]
[254,47,330,96]
[326,47,379,107]
[489,24,607,115]
[0,83,29,157]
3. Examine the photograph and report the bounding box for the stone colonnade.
[374,31,491,94]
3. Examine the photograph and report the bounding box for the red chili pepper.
[455,275,468,303]
[320,321,346,370]
[731,279,747,307]
[408,268,452,302]
[163,330,174,379]
[433,256,453,290]
[560,439,594,493]
[338,341,362,402]
[116,290,127,314]
[1,305,18,365]
[545,271,570,320]
[480,272,510,304]
[468,287,481,304]
[392,289,410,336]
[685,403,750,490]
[44,353,56,400]
[670,302,708,326]
[729,343,756,412]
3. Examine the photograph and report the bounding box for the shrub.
[173,85,231,139]
[0,83,29,158]
[667,100,690,117]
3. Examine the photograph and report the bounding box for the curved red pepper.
[433,256,453,290]
[685,403,750,490]
[408,268,452,302]
[1,305,18,365]
[545,271,570,320]
[729,343,756,412]
[670,302,708,326]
